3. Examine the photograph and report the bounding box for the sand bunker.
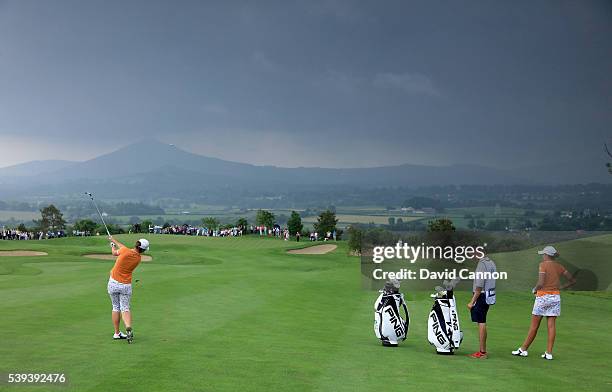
[0,250,48,257]
[287,244,337,255]
[83,254,152,262]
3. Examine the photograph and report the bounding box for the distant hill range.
[0,140,609,200]
[0,160,76,177]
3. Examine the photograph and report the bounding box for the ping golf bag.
[374,282,409,347]
[427,288,463,354]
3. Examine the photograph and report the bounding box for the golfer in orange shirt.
[107,235,149,344]
[512,246,576,360]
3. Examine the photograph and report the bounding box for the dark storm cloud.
[0,0,610,168]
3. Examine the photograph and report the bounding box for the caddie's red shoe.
[468,351,488,359]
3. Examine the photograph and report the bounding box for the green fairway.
[1,235,611,391]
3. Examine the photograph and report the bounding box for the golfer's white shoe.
[113,332,127,340]
[511,347,528,357]
[541,352,553,360]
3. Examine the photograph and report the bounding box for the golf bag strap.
[400,300,409,340]
[378,296,389,341]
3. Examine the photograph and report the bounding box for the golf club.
[84,192,114,245]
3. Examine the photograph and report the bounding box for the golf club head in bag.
[374,279,409,347]
[427,288,463,355]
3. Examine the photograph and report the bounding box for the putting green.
[1,235,610,391]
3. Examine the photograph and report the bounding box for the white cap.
[138,238,150,251]
[537,245,557,256]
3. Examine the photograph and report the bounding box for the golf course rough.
[1,234,611,392]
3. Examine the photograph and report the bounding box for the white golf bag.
[427,289,463,354]
[374,291,409,347]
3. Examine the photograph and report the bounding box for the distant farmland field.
[303,214,423,225]
[0,210,39,221]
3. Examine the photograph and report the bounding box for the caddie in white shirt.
[466,254,497,359]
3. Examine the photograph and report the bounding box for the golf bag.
[427,289,463,354]
[374,284,409,347]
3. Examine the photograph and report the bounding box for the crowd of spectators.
[148,224,245,237]
[1,228,66,240]
[308,231,337,241]
[148,224,326,241]
[2,223,337,242]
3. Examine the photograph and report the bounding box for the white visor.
[537,245,557,256]
[138,238,150,251]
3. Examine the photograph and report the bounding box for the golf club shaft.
[92,199,111,237]
[86,192,111,237]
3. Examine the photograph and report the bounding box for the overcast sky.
[0,0,610,169]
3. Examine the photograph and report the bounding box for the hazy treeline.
[0,200,164,216]
[3,183,612,212]
[349,219,611,256]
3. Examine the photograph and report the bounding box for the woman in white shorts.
[512,246,575,360]
[106,236,149,343]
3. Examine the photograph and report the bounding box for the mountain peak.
[118,138,180,152]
